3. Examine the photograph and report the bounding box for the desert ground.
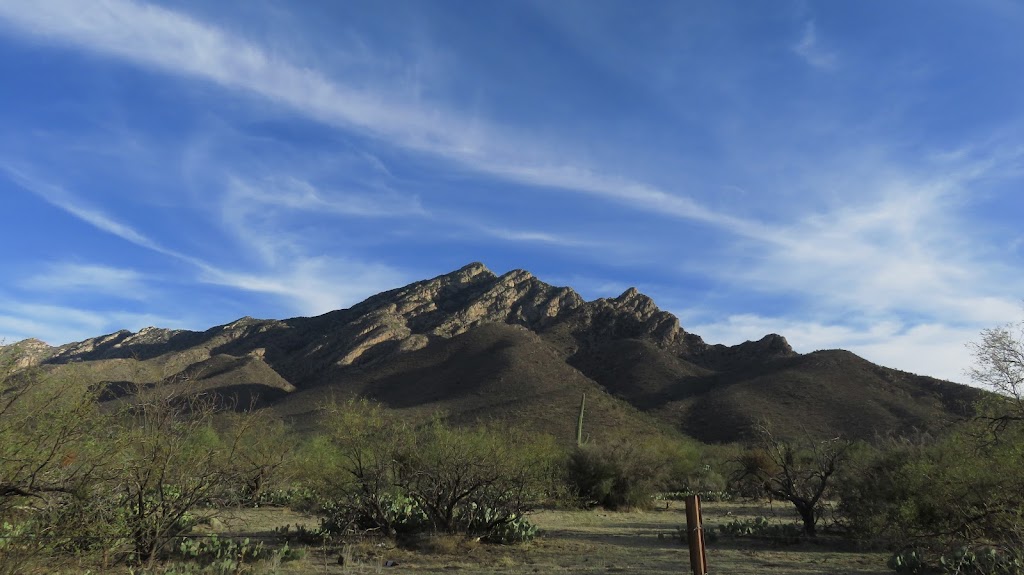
[196,500,889,575]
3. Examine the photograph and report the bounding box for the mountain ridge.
[1,262,981,443]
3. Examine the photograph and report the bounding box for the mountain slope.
[1,263,985,443]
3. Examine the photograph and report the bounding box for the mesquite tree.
[734,425,851,537]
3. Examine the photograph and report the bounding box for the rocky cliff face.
[13,262,793,385]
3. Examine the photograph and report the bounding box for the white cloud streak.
[4,165,407,316]
[197,257,406,317]
[793,21,837,70]
[0,0,755,238]
[20,262,149,299]
[226,176,425,219]
[0,298,184,346]
[731,157,1024,328]
[1,163,204,266]
[478,226,590,246]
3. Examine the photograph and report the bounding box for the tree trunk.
[795,501,816,537]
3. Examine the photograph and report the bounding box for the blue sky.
[1,0,1023,383]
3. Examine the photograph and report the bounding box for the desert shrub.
[49,389,283,566]
[393,419,553,540]
[0,367,113,516]
[318,493,428,536]
[688,465,730,495]
[311,400,552,543]
[106,392,255,565]
[467,508,538,544]
[218,413,298,505]
[0,365,300,570]
[657,489,733,503]
[307,399,414,536]
[837,428,1024,548]
[253,486,318,509]
[567,436,695,510]
[730,427,852,536]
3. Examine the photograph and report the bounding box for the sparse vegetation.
[731,425,851,536]
[307,399,558,544]
[567,435,699,510]
[4,311,1024,574]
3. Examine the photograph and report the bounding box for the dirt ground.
[207,500,891,575]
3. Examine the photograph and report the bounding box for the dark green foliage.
[566,436,698,510]
[837,323,1024,573]
[318,493,428,536]
[310,399,553,543]
[838,429,1024,555]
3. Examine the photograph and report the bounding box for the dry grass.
[9,500,890,574]
[197,501,890,575]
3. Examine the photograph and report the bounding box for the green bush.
[567,436,696,510]
[837,430,1024,546]
[309,400,553,544]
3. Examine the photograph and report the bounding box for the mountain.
[1,263,983,443]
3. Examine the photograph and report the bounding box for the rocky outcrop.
[693,333,796,371]
[29,262,793,388]
[1,338,55,373]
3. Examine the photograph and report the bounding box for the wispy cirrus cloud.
[1,163,173,254]
[20,262,150,299]
[737,152,1023,325]
[679,147,1024,382]
[197,257,406,317]
[0,0,756,240]
[793,21,837,70]
[1,163,202,265]
[0,297,185,346]
[226,176,425,219]
[476,226,591,247]
[5,164,410,317]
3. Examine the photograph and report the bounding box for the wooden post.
[684,494,707,575]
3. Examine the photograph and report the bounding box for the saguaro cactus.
[576,392,586,447]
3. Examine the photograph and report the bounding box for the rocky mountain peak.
[1,338,55,371]
[447,261,495,284]
[617,287,640,299]
[758,333,794,355]
[24,262,795,385]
